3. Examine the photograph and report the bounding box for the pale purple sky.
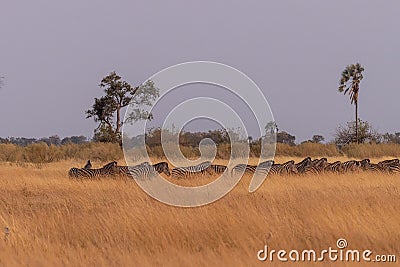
[0,0,399,142]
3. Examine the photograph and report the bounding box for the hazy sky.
[1,0,399,142]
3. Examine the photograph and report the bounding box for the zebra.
[303,158,328,175]
[231,160,273,176]
[83,160,92,169]
[366,163,386,172]
[357,159,371,171]
[378,159,400,173]
[231,163,257,176]
[379,159,399,165]
[68,161,117,179]
[324,161,344,173]
[340,160,360,173]
[267,160,298,176]
[278,160,298,175]
[172,161,212,179]
[209,164,228,175]
[257,160,274,175]
[295,157,312,173]
[127,162,171,180]
[115,162,150,176]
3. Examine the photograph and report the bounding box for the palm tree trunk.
[355,101,358,144]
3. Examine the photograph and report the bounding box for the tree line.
[87,63,369,147]
[0,135,87,146]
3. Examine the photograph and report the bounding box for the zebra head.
[154,162,171,176]
[359,159,370,169]
[283,160,298,174]
[83,160,92,169]
[102,161,118,175]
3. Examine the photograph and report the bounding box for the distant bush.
[0,142,123,163]
[276,143,340,157]
[341,143,400,158]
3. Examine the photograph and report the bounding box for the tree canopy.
[338,63,365,143]
[86,72,159,144]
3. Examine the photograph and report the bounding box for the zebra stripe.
[172,161,212,178]
[303,158,328,175]
[295,157,312,173]
[342,160,360,172]
[279,160,298,175]
[264,160,297,176]
[357,159,371,171]
[126,162,171,180]
[209,164,228,175]
[378,159,400,173]
[68,161,117,179]
[115,162,150,176]
[128,164,156,180]
[323,161,344,173]
[231,164,257,176]
[366,163,386,172]
[231,160,273,176]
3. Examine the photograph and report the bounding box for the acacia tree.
[335,119,381,145]
[86,72,159,145]
[338,63,365,143]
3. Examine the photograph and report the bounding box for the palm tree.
[338,63,365,143]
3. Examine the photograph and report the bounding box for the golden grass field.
[0,157,399,266]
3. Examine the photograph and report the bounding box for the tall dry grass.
[2,142,400,164]
[0,160,399,266]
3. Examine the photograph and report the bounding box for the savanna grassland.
[0,157,399,266]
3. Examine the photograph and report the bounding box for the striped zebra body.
[303,158,328,175]
[378,159,400,173]
[367,163,386,172]
[127,162,171,180]
[209,164,228,175]
[172,161,212,178]
[256,160,274,176]
[68,161,117,179]
[324,161,344,173]
[116,162,150,176]
[357,159,371,171]
[295,157,312,173]
[231,164,257,176]
[266,161,297,176]
[278,160,298,175]
[231,160,273,176]
[341,160,359,173]
[268,164,281,176]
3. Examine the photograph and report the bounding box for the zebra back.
[323,161,344,173]
[295,157,312,173]
[172,161,212,178]
[209,164,228,175]
[231,164,256,176]
[378,159,400,173]
[278,160,298,175]
[341,160,359,172]
[69,161,117,179]
[115,162,150,176]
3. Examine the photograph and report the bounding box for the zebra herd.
[232,157,400,176]
[68,157,400,180]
